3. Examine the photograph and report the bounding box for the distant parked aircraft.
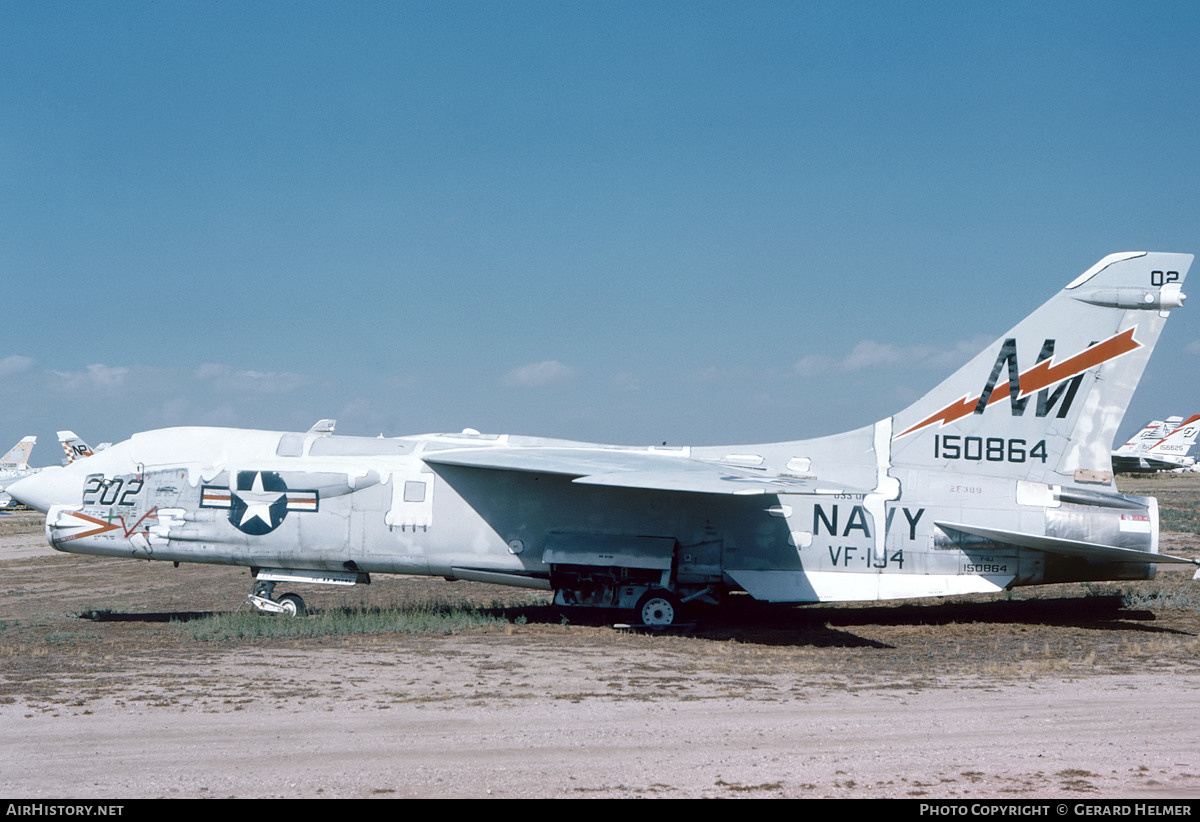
[0,436,38,508]
[1112,415,1199,472]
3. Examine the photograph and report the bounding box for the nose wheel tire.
[277,593,306,617]
[636,590,681,627]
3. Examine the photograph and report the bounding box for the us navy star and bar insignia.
[200,470,319,535]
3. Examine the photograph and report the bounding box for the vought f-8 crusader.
[10,251,1198,625]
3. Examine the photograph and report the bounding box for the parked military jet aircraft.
[1112,415,1200,472]
[8,252,1200,623]
[0,436,38,508]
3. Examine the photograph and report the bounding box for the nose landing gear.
[246,580,307,617]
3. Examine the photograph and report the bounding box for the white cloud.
[49,363,130,390]
[0,355,34,377]
[503,360,576,388]
[794,336,985,376]
[194,362,230,380]
[195,363,310,394]
[792,354,832,377]
[841,340,928,370]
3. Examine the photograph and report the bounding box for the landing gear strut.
[247,580,307,616]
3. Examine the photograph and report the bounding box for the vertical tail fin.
[890,252,1193,484]
[57,431,95,465]
[0,436,36,470]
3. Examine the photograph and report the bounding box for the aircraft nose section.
[6,467,77,513]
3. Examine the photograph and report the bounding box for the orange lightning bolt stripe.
[54,511,122,543]
[896,327,1142,438]
[53,508,161,543]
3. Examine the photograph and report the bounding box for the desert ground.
[3,475,1200,799]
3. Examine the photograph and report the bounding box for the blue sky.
[2,1,1199,463]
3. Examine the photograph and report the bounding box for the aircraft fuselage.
[16,425,1160,614]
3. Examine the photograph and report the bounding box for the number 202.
[82,476,143,506]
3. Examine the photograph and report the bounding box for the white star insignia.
[237,472,285,529]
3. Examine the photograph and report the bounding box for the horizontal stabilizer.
[423,447,869,496]
[937,521,1197,567]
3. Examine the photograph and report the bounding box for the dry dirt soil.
[3,475,1200,799]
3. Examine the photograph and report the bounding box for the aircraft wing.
[422,448,869,496]
[937,521,1198,567]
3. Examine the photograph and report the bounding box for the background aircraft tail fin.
[1114,418,1173,457]
[57,431,95,465]
[1145,414,1200,460]
[0,436,36,470]
[890,252,1193,484]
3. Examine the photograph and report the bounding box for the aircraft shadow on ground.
[687,594,1195,647]
[532,595,1190,648]
[71,595,1192,650]
[77,609,217,623]
[481,593,1195,648]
